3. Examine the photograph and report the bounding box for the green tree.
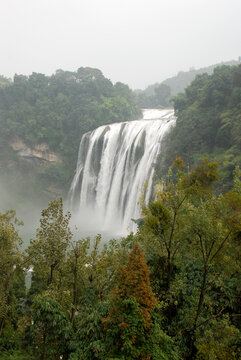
[183,193,240,359]
[0,210,23,339]
[27,198,72,297]
[138,159,241,358]
[103,243,177,360]
[140,158,219,294]
[163,64,241,191]
[67,237,90,324]
[30,295,71,360]
[0,67,141,202]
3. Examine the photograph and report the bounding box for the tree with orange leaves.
[112,242,157,328]
[103,243,179,360]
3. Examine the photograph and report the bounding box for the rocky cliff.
[9,139,62,165]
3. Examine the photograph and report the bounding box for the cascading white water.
[68,109,176,236]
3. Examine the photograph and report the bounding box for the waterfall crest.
[68,109,176,235]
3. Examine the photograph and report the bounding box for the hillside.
[163,59,239,95]
[0,67,141,206]
[160,63,241,192]
[135,59,239,108]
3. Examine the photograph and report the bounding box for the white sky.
[0,0,241,89]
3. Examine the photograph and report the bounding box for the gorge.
[68,109,176,235]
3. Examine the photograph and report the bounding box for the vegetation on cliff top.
[158,64,241,192]
[0,67,141,201]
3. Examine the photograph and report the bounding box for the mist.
[0,176,114,247]
[0,177,47,248]
[0,0,240,242]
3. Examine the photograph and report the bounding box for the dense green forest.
[0,68,141,202]
[135,60,238,109]
[0,62,241,359]
[1,62,240,204]
[0,160,240,359]
[162,60,238,96]
[158,64,241,192]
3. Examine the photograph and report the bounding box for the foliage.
[135,60,238,107]
[0,163,240,359]
[135,83,171,108]
[163,64,241,192]
[0,210,24,341]
[0,75,11,88]
[102,243,177,360]
[107,243,158,326]
[29,295,71,360]
[162,60,238,96]
[0,68,141,199]
[195,316,240,360]
[26,198,72,299]
[138,159,241,359]
[69,302,109,360]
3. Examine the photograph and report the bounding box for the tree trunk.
[41,328,47,360]
[48,263,55,285]
[188,266,208,360]
[0,318,5,338]
[194,266,208,330]
[0,273,11,338]
[71,258,78,325]
[167,249,171,291]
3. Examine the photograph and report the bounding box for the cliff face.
[9,140,62,164]
[1,139,64,203]
[0,67,141,206]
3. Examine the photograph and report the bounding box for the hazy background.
[1,0,241,89]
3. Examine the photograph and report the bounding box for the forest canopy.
[0,67,141,199]
[0,160,240,359]
[161,64,241,191]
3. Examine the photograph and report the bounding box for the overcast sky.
[1,0,241,89]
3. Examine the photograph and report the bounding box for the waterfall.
[68,109,176,236]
